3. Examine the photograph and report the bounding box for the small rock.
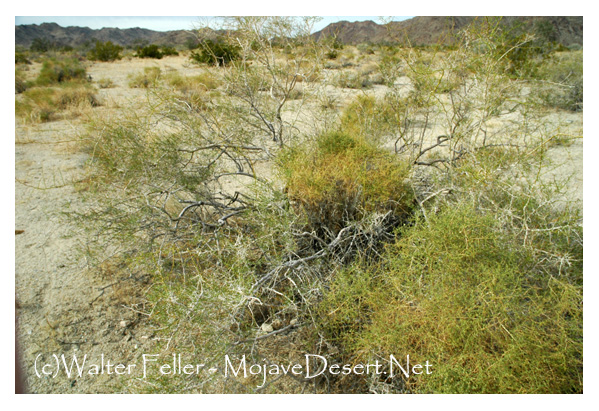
[290,318,298,326]
[261,323,274,333]
[119,320,128,328]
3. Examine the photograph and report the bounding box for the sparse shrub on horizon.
[136,44,163,59]
[190,39,241,66]
[135,44,179,59]
[88,41,123,62]
[160,45,179,57]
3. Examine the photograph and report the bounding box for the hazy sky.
[14,16,413,33]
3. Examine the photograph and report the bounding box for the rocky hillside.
[15,22,203,49]
[314,16,583,46]
[15,17,583,50]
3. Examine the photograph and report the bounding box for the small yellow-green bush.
[36,58,87,86]
[16,84,99,122]
[278,131,413,234]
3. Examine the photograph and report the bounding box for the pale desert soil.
[14,55,583,393]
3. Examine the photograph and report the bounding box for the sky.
[14,16,413,33]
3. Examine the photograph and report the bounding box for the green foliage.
[30,37,54,52]
[490,19,560,78]
[36,58,87,86]
[136,44,163,59]
[160,45,179,57]
[15,52,31,65]
[16,83,99,122]
[536,51,583,111]
[319,202,582,393]
[278,131,413,235]
[135,44,179,59]
[190,39,241,66]
[335,70,371,89]
[339,95,397,145]
[88,41,123,62]
[326,50,339,60]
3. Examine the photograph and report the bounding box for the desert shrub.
[568,43,582,51]
[378,51,402,87]
[135,44,178,59]
[15,52,31,65]
[36,58,87,85]
[278,131,413,236]
[339,95,397,145]
[190,39,241,66]
[29,37,54,53]
[318,200,582,393]
[357,43,375,55]
[88,41,123,62]
[326,50,338,59]
[127,67,161,88]
[96,77,115,88]
[16,83,99,122]
[164,71,222,110]
[160,45,179,57]
[136,44,163,59]
[336,70,370,89]
[15,68,29,94]
[535,51,583,111]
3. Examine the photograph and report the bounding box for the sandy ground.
[14,54,583,393]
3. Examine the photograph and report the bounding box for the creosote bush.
[190,39,241,66]
[88,40,123,62]
[136,44,180,59]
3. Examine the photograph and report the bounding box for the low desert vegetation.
[15,56,99,122]
[135,44,179,59]
[127,66,162,88]
[88,40,124,62]
[35,16,583,393]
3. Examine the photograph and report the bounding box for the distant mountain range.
[15,22,202,49]
[313,16,583,46]
[15,17,583,50]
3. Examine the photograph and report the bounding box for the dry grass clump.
[165,71,222,92]
[15,56,100,122]
[128,66,162,88]
[335,69,371,89]
[35,57,88,86]
[163,71,223,110]
[16,84,100,123]
[96,77,115,88]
